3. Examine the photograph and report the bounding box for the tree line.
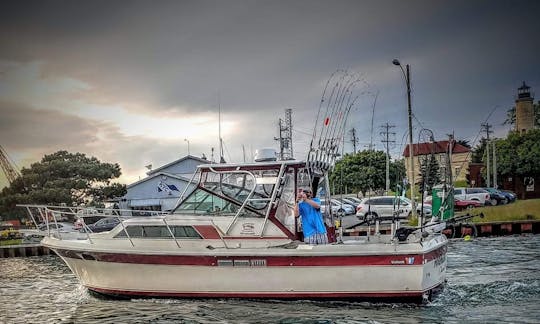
[0,151,126,221]
[330,128,540,197]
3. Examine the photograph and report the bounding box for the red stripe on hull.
[88,286,433,301]
[424,245,447,262]
[54,245,447,266]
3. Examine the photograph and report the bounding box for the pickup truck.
[453,187,491,205]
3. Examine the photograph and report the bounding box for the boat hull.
[52,242,447,303]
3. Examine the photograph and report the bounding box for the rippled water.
[1,235,539,323]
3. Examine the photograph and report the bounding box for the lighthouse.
[515,82,535,134]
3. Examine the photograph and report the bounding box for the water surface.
[1,235,539,323]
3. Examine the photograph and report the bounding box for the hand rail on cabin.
[260,163,287,238]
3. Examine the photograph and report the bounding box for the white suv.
[355,196,432,222]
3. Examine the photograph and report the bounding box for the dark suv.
[482,188,508,205]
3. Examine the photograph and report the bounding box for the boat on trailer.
[20,71,447,302]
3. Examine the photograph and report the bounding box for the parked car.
[424,195,481,212]
[481,188,508,205]
[346,196,363,204]
[21,222,81,242]
[453,188,491,206]
[500,190,517,202]
[37,222,77,232]
[85,217,121,233]
[454,199,483,211]
[74,215,107,230]
[355,196,432,222]
[334,197,360,209]
[320,198,355,215]
[496,189,516,203]
[332,199,356,215]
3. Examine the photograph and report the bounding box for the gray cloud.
[0,101,100,149]
[1,0,539,188]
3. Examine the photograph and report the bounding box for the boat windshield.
[173,169,280,218]
[173,187,262,217]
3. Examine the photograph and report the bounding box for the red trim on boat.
[87,286,427,299]
[54,247,447,266]
[423,245,447,263]
[221,236,289,240]
[193,225,221,239]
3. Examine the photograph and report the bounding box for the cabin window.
[173,188,263,218]
[173,226,201,238]
[114,225,202,239]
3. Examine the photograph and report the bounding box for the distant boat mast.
[218,93,225,163]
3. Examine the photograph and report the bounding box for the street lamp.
[184,138,190,156]
[393,59,416,219]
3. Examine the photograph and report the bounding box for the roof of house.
[127,172,191,189]
[146,155,210,175]
[403,140,471,157]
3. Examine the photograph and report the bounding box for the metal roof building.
[118,155,209,213]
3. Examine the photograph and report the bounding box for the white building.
[118,155,209,213]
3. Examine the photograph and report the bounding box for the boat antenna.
[218,93,226,163]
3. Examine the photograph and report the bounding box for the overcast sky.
[1,0,539,188]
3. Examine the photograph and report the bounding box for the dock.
[0,244,53,258]
[343,220,540,238]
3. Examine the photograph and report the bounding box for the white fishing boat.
[19,71,448,302]
[20,157,447,302]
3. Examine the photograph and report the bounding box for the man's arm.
[305,197,321,209]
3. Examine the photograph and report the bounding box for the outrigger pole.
[306,70,368,194]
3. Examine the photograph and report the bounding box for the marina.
[1,2,539,323]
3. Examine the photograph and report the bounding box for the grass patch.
[471,199,540,223]
[0,239,23,246]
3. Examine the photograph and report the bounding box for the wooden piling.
[0,244,52,258]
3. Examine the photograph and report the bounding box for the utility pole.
[380,123,396,194]
[492,141,497,188]
[349,128,358,154]
[481,123,493,187]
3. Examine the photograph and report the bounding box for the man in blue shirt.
[295,188,328,244]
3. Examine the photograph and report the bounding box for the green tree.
[418,154,440,193]
[330,150,405,196]
[457,140,471,149]
[0,151,126,219]
[495,129,540,183]
[472,138,488,163]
